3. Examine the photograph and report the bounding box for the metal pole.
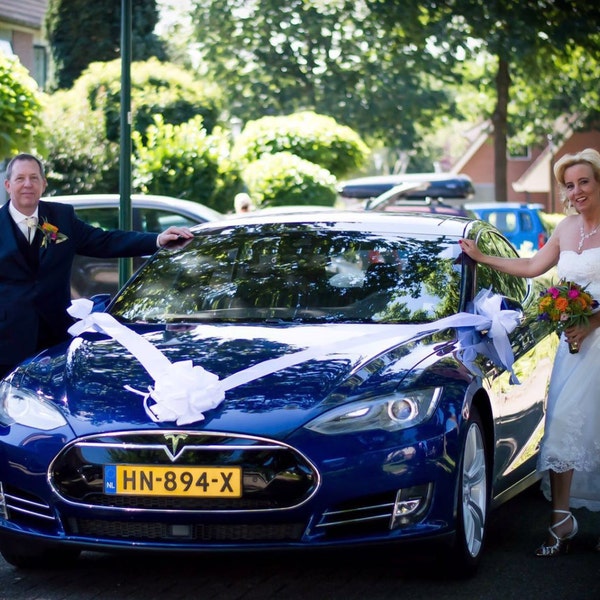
[118,0,133,288]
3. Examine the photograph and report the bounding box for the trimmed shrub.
[232,111,370,178]
[133,115,241,213]
[76,58,222,142]
[0,54,44,160]
[43,89,119,194]
[242,152,337,208]
[41,58,223,194]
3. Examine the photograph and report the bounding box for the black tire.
[446,405,490,577]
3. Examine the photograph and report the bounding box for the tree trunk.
[492,56,510,203]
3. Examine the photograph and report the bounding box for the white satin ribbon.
[67,288,521,425]
[470,288,522,383]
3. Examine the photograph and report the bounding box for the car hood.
[18,322,450,438]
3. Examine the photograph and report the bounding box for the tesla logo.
[163,434,189,460]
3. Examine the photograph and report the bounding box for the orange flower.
[37,219,68,247]
[537,280,598,331]
[554,297,569,312]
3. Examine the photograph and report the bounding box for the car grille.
[66,519,306,542]
[50,431,318,512]
[315,493,397,539]
[2,484,57,531]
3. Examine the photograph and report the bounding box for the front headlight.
[305,387,442,435]
[0,381,67,430]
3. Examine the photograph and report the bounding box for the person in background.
[234,192,254,214]
[0,153,193,379]
[459,148,600,557]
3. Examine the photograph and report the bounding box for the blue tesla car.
[0,211,556,575]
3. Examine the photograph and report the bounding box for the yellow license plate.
[104,465,242,497]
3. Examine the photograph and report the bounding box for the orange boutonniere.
[37,219,68,248]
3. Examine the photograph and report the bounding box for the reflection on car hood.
[22,323,440,438]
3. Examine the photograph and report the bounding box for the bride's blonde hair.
[553,148,600,212]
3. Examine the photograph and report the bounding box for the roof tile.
[0,0,47,30]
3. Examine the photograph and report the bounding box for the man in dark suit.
[0,153,193,379]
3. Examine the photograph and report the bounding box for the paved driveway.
[1,486,599,600]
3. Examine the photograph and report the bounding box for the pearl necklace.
[578,221,600,253]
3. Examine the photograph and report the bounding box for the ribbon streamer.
[67,288,521,425]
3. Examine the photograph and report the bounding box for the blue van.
[465,202,549,251]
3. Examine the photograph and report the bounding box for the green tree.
[41,58,223,194]
[74,58,222,143]
[0,54,44,160]
[45,0,167,90]
[371,0,600,200]
[188,0,457,154]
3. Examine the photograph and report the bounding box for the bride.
[458,147,600,557]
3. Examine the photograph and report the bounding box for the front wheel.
[448,405,489,577]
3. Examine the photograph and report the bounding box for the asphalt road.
[0,485,599,600]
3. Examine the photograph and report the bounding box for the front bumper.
[0,427,458,552]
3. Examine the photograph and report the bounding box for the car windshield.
[110,222,462,324]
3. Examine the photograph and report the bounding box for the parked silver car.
[47,194,223,298]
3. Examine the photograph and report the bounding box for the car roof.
[337,173,475,201]
[366,183,472,215]
[232,205,336,216]
[45,194,224,221]
[196,208,476,238]
[464,201,545,211]
[340,172,472,186]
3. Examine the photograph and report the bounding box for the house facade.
[0,0,48,88]
[452,120,600,214]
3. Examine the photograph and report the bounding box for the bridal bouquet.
[537,280,598,353]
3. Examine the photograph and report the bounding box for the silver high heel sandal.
[535,509,578,557]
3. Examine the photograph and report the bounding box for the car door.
[473,230,556,497]
[70,206,121,298]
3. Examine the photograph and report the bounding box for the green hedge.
[41,58,224,195]
[232,111,369,178]
[133,115,240,213]
[242,152,337,208]
[0,54,44,160]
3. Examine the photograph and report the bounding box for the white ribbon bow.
[67,288,522,425]
[68,300,225,425]
[469,288,522,384]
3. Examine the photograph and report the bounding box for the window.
[76,208,119,230]
[486,211,517,234]
[136,208,198,233]
[507,145,531,160]
[34,45,48,89]
[519,212,534,233]
[475,231,528,304]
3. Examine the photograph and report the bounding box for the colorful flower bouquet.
[37,219,68,248]
[537,280,598,353]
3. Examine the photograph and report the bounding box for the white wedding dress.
[538,248,600,510]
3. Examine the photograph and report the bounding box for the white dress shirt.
[8,203,39,243]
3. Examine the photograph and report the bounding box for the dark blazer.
[0,199,159,368]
